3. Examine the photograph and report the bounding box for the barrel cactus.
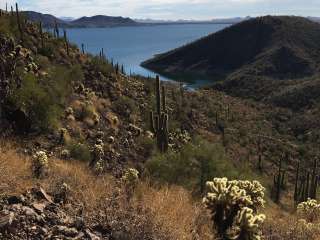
[203,178,265,239]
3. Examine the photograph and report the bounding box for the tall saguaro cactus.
[150,75,169,152]
[39,21,44,48]
[15,3,23,42]
[54,20,59,38]
[294,159,319,204]
[63,29,69,56]
[273,157,285,203]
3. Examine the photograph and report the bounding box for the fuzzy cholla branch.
[297,198,320,223]
[230,207,266,240]
[203,178,266,239]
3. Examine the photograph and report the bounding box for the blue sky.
[2,0,320,20]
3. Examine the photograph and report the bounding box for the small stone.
[55,226,79,237]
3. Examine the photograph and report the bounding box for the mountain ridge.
[142,16,320,109]
[23,11,138,28]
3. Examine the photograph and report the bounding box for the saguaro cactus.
[150,75,169,152]
[310,159,318,199]
[81,43,85,54]
[15,3,23,41]
[273,157,285,203]
[63,29,69,56]
[294,162,300,203]
[294,160,319,204]
[38,21,44,48]
[54,20,59,38]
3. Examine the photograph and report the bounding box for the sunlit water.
[66,24,230,88]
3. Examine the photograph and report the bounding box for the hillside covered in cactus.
[1,5,320,240]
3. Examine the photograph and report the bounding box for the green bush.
[8,73,61,130]
[146,137,239,193]
[112,96,137,117]
[67,142,92,162]
[89,56,114,76]
[7,65,79,131]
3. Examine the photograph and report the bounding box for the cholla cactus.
[94,159,104,174]
[32,151,48,178]
[59,128,68,144]
[230,207,266,240]
[297,198,320,222]
[231,180,266,210]
[90,139,105,172]
[122,168,139,185]
[122,168,139,200]
[203,178,265,238]
[61,149,70,159]
[93,112,100,125]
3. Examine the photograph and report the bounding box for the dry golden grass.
[0,143,214,240]
[137,183,214,240]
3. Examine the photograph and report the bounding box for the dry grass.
[0,143,214,240]
[3,142,318,239]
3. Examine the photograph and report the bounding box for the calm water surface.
[67,24,230,88]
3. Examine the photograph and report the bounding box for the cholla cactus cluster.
[122,168,139,185]
[203,178,266,239]
[122,168,139,200]
[91,138,105,174]
[65,107,75,121]
[297,198,320,223]
[32,151,48,178]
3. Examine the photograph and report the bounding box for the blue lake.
[66,24,230,88]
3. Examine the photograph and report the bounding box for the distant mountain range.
[23,11,138,28]
[135,17,249,25]
[21,11,320,29]
[22,11,252,28]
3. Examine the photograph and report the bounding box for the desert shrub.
[137,135,156,158]
[89,56,113,76]
[203,177,265,239]
[67,142,92,162]
[38,44,55,58]
[7,65,79,131]
[112,95,137,117]
[7,73,61,131]
[146,138,238,193]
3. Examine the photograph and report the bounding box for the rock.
[32,202,47,213]
[7,195,24,205]
[85,229,101,240]
[55,226,79,237]
[128,124,142,136]
[0,212,14,228]
[107,136,115,144]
